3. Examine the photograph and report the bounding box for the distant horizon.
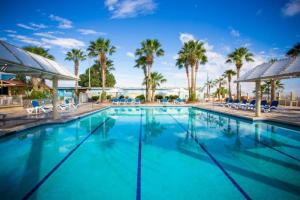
[1,0,300,94]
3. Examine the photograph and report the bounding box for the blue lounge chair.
[27,100,51,114]
[120,98,127,105]
[127,98,133,105]
[174,98,183,104]
[162,98,168,105]
[231,99,240,108]
[263,100,279,112]
[246,100,256,110]
[237,99,247,109]
[113,98,119,105]
[225,99,233,107]
[135,98,141,105]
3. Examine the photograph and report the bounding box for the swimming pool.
[0,106,300,200]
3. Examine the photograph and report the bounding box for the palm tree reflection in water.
[143,109,166,144]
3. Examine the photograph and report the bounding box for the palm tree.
[143,72,167,101]
[214,76,226,100]
[178,40,207,101]
[87,37,116,102]
[65,49,86,97]
[134,56,148,99]
[226,47,254,99]
[286,43,300,57]
[205,80,215,97]
[261,80,284,101]
[23,46,55,91]
[135,39,164,102]
[223,69,236,99]
[176,54,191,97]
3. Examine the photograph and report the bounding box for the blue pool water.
[0,106,300,200]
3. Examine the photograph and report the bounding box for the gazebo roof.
[238,56,300,82]
[0,40,75,80]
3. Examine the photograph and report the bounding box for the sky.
[1,0,300,95]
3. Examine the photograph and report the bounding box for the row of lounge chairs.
[221,99,279,112]
[26,99,79,114]
[112,97,186,105]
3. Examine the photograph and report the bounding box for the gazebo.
[238,55,300,117]
[0,40,75,119]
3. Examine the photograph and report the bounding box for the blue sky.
[1,0,300,94]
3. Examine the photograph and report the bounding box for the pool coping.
[1,105,299,138]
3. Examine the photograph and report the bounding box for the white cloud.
[0,37,7,41]
[8,34,42,46]
[4,30,17,33]
[77,29,106,35]
[229,28,240,37]
[126,51,135,58]
[105,0,156,19]
[34,32,56,38]
[41,37,85,49]
[179,33,195,43]
[282,0,300,16]
[17,23,37,30]
[29,23,47,29]
[49,14,73,29]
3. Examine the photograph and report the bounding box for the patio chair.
[225,99,234,107]
[236,99,247,109]
[174,98,184,104]
[58,99,71,111]
[120,98,127,105]
[72,98,79,109]
[231,99,240,109]
[127,98,133,105]
[162,98,168,105]
[113,98,119,105]
[263,100,279,112]
[0,113,7,119]
[135,98,141,105]
[246,100,256,110]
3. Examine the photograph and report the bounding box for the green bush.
[167,95,179,101]
[27,90,48,99]
[135,94,145,101]
[91,96,99,101]
[155,94,163,100]
[106,95,112,100]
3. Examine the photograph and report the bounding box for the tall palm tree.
[223,69,236,99]
[176,54,191,97]
[178,40,207,101]
[286,43,300,57]
[261,80,284,101]
[135,39,164,102]
[205,80,215,97]
[214,76,226,100]
[65,49,86,97]
[134,56,148,99]
[143,72,167,101]
[87,37,116,102]
[226,47,254,99]
[23,46,55,91]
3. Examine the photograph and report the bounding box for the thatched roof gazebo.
[0,40,75,119]
[238,56,300,117]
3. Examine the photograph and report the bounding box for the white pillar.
[255,80,261,117]
[53,77,59,120]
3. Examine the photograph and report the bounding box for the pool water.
[0,106,300,200]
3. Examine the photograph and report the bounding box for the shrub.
[91,96,99,101]
[135,94,145,101]
[27,89,48,99]
[155,94,163,100]
[168,95,179,101]
[106,95,112,100]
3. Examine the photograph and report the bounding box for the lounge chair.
[120,98,127,105]
[113,98,119,105]
[224,99,234,107]
[245,100,256,110]
[72,98,79,109]
[263,100,279,112]
[58,99,71,111]
[27,100,52,114]
[174,98,184,104]
[162,98,168,105]
[0,113,7,119]
[135,98,141,105]
[127,98,133,105]
[231,99,240,109]
[236,99,247,109]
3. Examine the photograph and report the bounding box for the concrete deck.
[1,102,299,137]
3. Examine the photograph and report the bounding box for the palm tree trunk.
[75,62,79,97]
[236,65,241,99]
[185,65,191,99]
[271,79,276,101]
[228,76,232,99]
[31,77,40,91]
[100,55,106,102]
[191,64,196,100]
[147,64,151,102]
[152,88,155,102]
[218,82,221,101]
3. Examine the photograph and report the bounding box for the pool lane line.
[166,113,252,200]
[136,110,143,200]
[22,117,111,200]
[244,135,300,163]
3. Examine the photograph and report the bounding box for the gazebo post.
[52,76,59,120]
[255,80,261,117]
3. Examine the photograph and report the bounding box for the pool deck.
[0,102,300,137]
